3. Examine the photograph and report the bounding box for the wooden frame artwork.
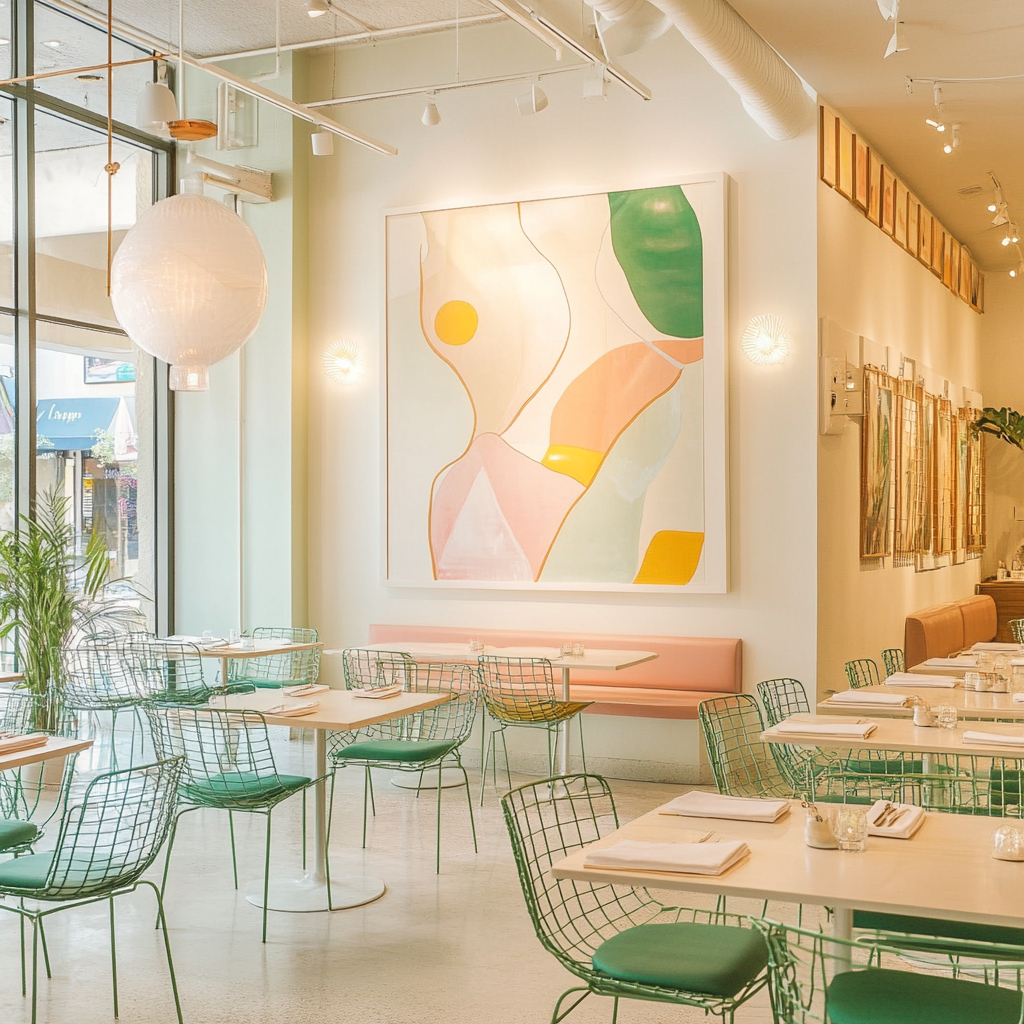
[861,368,893,559]
[853,137,869,210]
[837,122,854,199]
[946,237,959,290]
[820,107,837,186]
[894,180,909,248]
[918,209,932,268]
[881,166,896,235]
[932,227,945,277]
[907,197,920,259]
[960,250,972,301]
[867,150,883,225]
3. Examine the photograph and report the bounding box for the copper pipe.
[0,53,165,88]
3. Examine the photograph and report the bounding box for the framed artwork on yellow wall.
[907,197,920,258]
[820,108,837,186]
[918,208,932,267]
[932,227,945,277]
[894,180,909,247]
[881,167,896,235]
[960,250,972,301]
[837,123,854,198]
[853,137,869,210]
[946,238,959,290]
[384,176,728,593]
[867,151,883,225]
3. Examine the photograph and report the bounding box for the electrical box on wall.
[819,319,864,435]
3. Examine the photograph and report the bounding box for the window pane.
[33,2,155,125]
[34,109,152,327]
[0,97,13,309]
[0,313,14,529]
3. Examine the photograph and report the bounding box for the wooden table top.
[341,643,659,672]
[818,684,1024,721]
[165,637,323,660]
[550,799,1024,926]
[763,714,1024,759]
[0,735,92,772]
[207,687,450,731]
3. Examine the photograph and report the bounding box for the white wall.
[304,24,819,781]
[817,182,984,695]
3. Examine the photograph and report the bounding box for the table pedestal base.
[390,767,466,790]
[244,871,386,912]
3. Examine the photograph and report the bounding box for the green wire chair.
[501,774,770,1024]
[881,648,906,675]
[751,916,1024,1024]
[698,694,795,798]
[328,662,480,872]
[844,658,881,689]
[1010,620,1024,645]
[0,757,185,1024]
[754,679,832,793]
[477,655,592,804]
[226,626,321,690]
[124,634,255,704]
[342,646,417,690]
[148,706,331,942]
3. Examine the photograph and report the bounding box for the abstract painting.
[385,178,726,592]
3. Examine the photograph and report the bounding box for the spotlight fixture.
[307,0,329,17]
[876,0,897,20]
[741,314,790,366]
[925,118,945,132]
[322,339,365,385]
[515,83,548,117]
[1011,263,1024,279]
[421,99,441,126]
[311,130,334,156]
[883,20,907,58]
[942,123,960,155]
[1002,235,1012,247]
[932,82,944,114]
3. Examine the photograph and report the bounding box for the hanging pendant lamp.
[110,194,268,391]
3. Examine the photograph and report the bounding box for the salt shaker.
[802,802,838,849]
[913,703,935,727]
[992,826,1024,862]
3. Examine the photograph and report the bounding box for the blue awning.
[37,397,121,451]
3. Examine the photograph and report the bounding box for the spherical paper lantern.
[111,194,268,391]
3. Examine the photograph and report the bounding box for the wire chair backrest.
[372,663,480,743]
[0,743,80,831]
[228,627,321,687]
[342,648,416,691]
[30,757,184,900]
[62,634,148,709]
[0,688,42,733]
[756,678,810,727]
[698,694,794,798]
[477,656,562,723]
[844,658,880,689]
[1010,620,1024,646]
[122,636,212,705]
[880,648,906,675]
[147,707,289,808]
[501,774,659,970]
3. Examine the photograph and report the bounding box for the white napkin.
[282,683,329,697]
[660,790,789,822]
[962,729,1024,748]
[924,657,977,668]
[0,733,48,755]
[972,643,1023,653]
[583,839,750,876]
[261,700,320,717]
[352,684,403,699]
[1012,693,1024,705]
[828,691,908,706]
[866,800,925,839]
[774,720,877,739]
[885,673,955,688]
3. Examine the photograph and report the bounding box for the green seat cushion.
[182,771,310,806]
[591,922,768,998]
[333,739,457,764]
[827,968,1024,1024]
[0,851,51,889]
[853,911,1024,950]
[842,758,925,775]
[0,818,39,851]
[231,678,308,691]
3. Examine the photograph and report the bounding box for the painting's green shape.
[608,186,703,339]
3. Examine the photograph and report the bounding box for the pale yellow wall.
[817,181,983,696]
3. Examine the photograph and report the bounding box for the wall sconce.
[323,339,365,384]
[741,314,790,366]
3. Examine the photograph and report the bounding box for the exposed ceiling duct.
[586,0,673,57]
[588,0,814,141]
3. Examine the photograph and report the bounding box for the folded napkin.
[1013,693,1024,705]
[0,733,48,755]
[660,790,789,822]
[261,701,319,717]
[962,729,1024,748]
[352,684,403,699]
[924,657,977,668]
[866,800,925,839]
[885,673,955,688]
[583,839,750,876]
[972,643,1023,653]
[774,720,878,739]
[282,683,329,697]
[828,690,908,706]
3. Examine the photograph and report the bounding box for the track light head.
[307,0,329,17]
[515,83,548,116]
[421,99,441,126]
[932,82,943,113]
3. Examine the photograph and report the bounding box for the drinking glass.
[833,806,868,853]
[934,704,958,729]
[571,643,585,657]
[560,643,575,656]
[468,638,485,653]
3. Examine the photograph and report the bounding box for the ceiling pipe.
[591,0,814,140]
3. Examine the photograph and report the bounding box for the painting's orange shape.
[654,337,703,364]
[633,530,705,585]
[540,445,604,487]
[434,300,479,346]
[548,342,684,457]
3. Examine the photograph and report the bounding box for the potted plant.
[0,488,109,733]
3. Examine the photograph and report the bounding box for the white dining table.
[341,643,658,776]
[550,798,1024,949]
[167,635,323,688]
[817,684,1024,721]
[208,687,450,913]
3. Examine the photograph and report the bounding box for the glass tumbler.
[934,704,958,729]
[833,807,868,853]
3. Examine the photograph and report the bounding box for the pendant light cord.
[104,0,119,295]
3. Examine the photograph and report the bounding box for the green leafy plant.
[976,407,1024,450]
[0,488,109,731]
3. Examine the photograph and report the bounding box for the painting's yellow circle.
[434,300,479,346]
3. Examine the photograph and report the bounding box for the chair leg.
[142,881,184,1024]
[30,916,39,1024]
[479,730,494,806]
[500,730,512,793]
[157,815,181,929]
[110,708,119,771]
[39,918,51,978]
[550,986,591,1024]
[19,904,25,996]
[109,898,119,1019]
[228,811,239,889]
[611,996,619,1024]
[367,767,376,816]
[301,792,307,871]
[262,811,273,943]
[362,767,371,848]
[324,774,335,912]
[577,716,587,773]
[415,767,426,797]
[435,762,443,874]
[458,761,478,853]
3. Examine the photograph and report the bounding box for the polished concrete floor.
[0,726,797,1024]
